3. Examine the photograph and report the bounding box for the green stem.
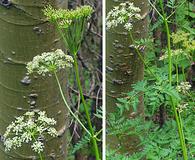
[55,22,68,48]
[176,62,179,86]
[159,0,172,85]
[171,98,188,160]
[54,72,91,136]
[94,129,103,141]
[32,135,43,160]
[129,32,158,80]
[54,20,100,160]
[38,153,43,160]
[159,1,188,159]
[178,109,188,160]
[182,65,186,81]
[73,54,100,160]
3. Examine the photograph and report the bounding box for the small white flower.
[159,49,184,61]
[27,49,74,76]
[4,138,13,151]
[26,119,35,130]
[38,111,46,117]
[106,2,141,31]
[177,103,188,113]
[25,111,35,117]
[12,123,23,135]
[124,23,133,31]
[21,132,32,143]
[3,110,58,154]
[176,82,191,94]
[15,116,24,123]
[32,141,44,153]
[47,127,58,137]
[36,126,45,134]
[159,54,168,61]
[4,122,15,138]
[38,112,56,126]
[12,137,22,149]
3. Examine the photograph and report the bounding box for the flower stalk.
[32,135,43,160]
[54,72,91,136]
[73,54,100,160]
[39,153,43,160]
[159,0,172,85]
[171,99,188,160]
[159,0,188,159]
[129,32,157,80]
[106,2,158,80]
[43,6,101,159]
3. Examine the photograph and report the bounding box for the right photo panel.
[106,0,195,159]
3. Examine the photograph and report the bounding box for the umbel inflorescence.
[43,5,93,27]
[3,111,58,154]
[43,5,94,54]
[176,81,191,95]
[27,49,74,76]
[106,2,141,31]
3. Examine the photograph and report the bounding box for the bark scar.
[0,0,12,8]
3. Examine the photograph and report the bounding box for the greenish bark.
[106,0,148,154]
[0,1,68,159]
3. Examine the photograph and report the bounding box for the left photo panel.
[0,1,102,160]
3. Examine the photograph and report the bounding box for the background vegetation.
[106,0,195,159]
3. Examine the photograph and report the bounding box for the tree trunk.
[0,1,68,159]
[106,0,148,154]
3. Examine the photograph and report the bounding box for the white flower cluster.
[106,2,141,31]
[3,111,58,154]
[159,49,184,61]
[176,82,191,94]
[27,49,74,76]
[32,141,44,153]
[177,103,188,113]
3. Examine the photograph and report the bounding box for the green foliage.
[116,74,181,116]
[167,0,176,9]
[106,148,142,160]
[171,30,195,62]
[116,81,145,114]
[107,0,195,159]
[107,106,195,159]
[72,133,91,154]
[187,2,195,19]
[176,0,195,34]
[151,17,163,31]
[94,106,103,119]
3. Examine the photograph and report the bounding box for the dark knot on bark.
[0,134,5,142]
[0,0,12,8]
